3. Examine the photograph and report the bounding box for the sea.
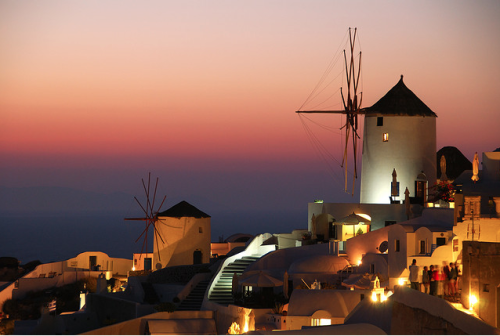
[0,210,305,264]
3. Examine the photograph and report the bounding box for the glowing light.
[380,292,388,302]
[314,200,324,203]
[357,213,372,221]
[470,295,478,310]
[357,260,362,266]
[132,266,135,271]
[371,292,378,302]
[243,314,249,333]
[228,322,241,334]
[398,278,406,286]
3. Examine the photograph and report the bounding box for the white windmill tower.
[360,75,437,204]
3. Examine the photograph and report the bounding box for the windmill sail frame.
[296,27,364,195]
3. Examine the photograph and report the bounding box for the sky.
[1,1,500,230]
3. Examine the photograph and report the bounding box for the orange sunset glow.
[1,1,499,257]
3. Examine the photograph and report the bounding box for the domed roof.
[288,255,349,274]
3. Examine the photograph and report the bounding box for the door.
[144,258,152,271]
[193,250,202,264]
[89,256,97,270]
[329,222,336,240]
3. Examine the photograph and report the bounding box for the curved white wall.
[360,115,436,204]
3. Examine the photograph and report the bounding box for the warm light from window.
[312,318,331,326]
[383,133,389,142]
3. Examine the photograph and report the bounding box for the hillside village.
[1,77,500,335]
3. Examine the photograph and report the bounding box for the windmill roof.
[157,200,210,218]
[365,76,437,117]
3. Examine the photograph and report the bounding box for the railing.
[202,233,275,307]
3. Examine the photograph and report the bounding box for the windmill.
[296,27,365,195]
[124,173,167,262]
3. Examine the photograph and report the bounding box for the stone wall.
[462,240,500,328]
[147,263,211,284]
[391,301,466,334]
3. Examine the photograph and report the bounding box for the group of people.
[409,259,460,298]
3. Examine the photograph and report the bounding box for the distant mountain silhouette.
[0,186,134,215]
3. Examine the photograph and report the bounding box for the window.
[383,133,389,142]
[436,237,446,246]
[199,227,203,233]
[483,284,490,292]
[385,220,397,227]
[370,264,375,273]
[419,240,426,254]
[377,117,383,126]
[395,240,400,252]
[312,319,331,326]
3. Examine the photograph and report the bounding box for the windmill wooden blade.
[124,173,168,263]
[296,27,363,196]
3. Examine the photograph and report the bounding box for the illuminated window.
[311,319,331,326]
[383,133,389,142]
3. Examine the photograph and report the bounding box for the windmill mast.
[296,27,364,195]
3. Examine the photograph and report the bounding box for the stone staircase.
[208,255,261,305]
[177,280,211,311]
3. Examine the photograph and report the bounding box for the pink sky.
[1,0,499,204]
